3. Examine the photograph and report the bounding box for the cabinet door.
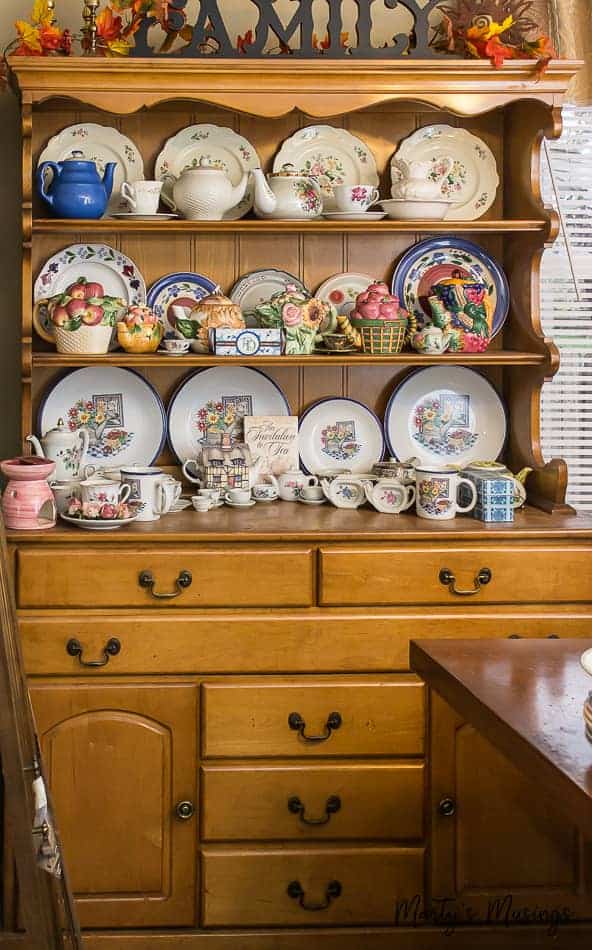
[29,682,197,929]
[429,692,592,922]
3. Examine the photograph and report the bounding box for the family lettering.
[132,0,442,58]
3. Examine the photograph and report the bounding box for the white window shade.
[541,106,592,511]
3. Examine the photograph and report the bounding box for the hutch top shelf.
[8,57,582,116]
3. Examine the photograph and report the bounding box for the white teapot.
[321,474,374,509]
[268,469,319,501]
[252,165,323,220]
[26,418,90,481]
[391,157,453,201]
[161,158,249,220]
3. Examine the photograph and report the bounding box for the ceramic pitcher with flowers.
[391,157,454,201]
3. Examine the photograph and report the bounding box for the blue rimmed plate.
[299,397,384,475]
[392,236,509,339]
[147,272,218,334]
[167,365,291,462]
[384,366,507,468]
[38,366,166,468]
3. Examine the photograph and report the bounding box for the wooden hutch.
[5,56,592,947]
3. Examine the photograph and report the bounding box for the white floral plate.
[34,243,146,340]
[38,123,144,215]
[230,269,307,326]
[39,366,166,468]
[391,125,499,221]
[299,398,384,475]
[315,272,373,318]
[384,366,507,468]
[167,365,291,462]
[155,124,261,220]
[274,126,379,212]
[60,513,139,531]
[147,271,218,334]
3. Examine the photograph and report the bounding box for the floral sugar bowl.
[117,305,164,354]
[252,165,323,220]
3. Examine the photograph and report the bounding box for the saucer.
[323,211,386,221]
[169,499,192,512]
[314,345,359,355]
[225,499,257,508]
[254,497,278,503]
[299,497,327,505]
[157,348,190,356]
[111,212,178,221]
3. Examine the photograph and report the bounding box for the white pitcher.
[391,157,453,201]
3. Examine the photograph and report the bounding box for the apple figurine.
[81,303,104,326]
[51,304,69,327]
[83,281,104,299]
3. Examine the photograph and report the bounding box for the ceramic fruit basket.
[117,305,164,354]
[350,282,409,355]
[33,278,125,355]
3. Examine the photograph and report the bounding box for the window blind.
[540,106,592,511]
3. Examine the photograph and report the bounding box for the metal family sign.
[131,0,446,59]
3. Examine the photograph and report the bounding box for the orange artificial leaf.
[97,6,124,42]
[15,20,42,51]
[484,35,517,68]
[522,35,557,60]
[32,0,53,27]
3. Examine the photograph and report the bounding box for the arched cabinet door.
[29,682,197,929]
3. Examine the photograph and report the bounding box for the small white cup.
[333,184,380,212]
[192,495,212,512]
[121,180,163,215]
[120,466,164,522]
[52,480,81,515]
[302,485,324,501]
[157,477,182,514]
[415,466,477,521]
[225,488,251,505]
[162,338,191,354]
[252,483,279,501]
[198,488,221,505]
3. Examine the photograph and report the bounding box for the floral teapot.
[391,157,454,201]
[411,324,452,355]
[252,164,323,220]
[161,158,249,220]
[26,419,90,481]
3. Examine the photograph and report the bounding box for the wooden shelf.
[32,218,548,235]
[32,350,546,368]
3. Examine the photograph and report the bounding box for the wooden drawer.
[320,544,592,606]
[202,846,424,927]
[201,762,424,841]
[201,678,425,758]
[16,545,313,609]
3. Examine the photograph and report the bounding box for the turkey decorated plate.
[147,272,218,334]
[384,366,507,468]
[392,237,509,339]
[299,398,384,475]
[39,366,166,468]
[167,365,291,462]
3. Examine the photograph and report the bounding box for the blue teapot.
[37,150,116,219]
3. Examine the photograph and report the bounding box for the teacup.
[415,466,477,521]
[225,488,251,505]
[162,338,191,354]
[121,180,163,215]
[159,477,182,513]
[198,488,221,505]
[302,485,324,501]
[52,479,81,515]
[192,495,212,512]
[79,477,130,507]
[333,184,380,213]
[120,466,167,522]
[252,483,279,502]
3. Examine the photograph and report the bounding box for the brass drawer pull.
[438,796,456,818]
[66,637,121,668]
[139,569,192,599]
[175,801,195,821]
[288,711,342,743]
[439,567,492,596]
[508,634,560,639]
[288,794,341,826]
[287,879,342,911]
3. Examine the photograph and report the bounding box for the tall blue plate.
[392,236,509,339]
[147,271,217,334]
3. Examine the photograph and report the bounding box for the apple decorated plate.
[299,397,385,475]
[315,273,374,319]
[33,244,146,342]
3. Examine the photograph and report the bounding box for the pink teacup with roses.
[79,476,131,508]
[333,184,380,213]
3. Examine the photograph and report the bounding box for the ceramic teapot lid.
[187,157,229,175]
[270,163,315,180]
[43,417,68,435]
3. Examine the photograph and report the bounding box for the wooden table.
[410,638,592,839]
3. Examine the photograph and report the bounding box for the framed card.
[243,416,299,477]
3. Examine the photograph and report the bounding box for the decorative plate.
[34,243,146,339]
[298,398,384,475]
[60,513,139,531]
[384,366,507,468]
[155,124,260,221]
[230,269,308,326]
[315,272,373,318]
[147,272,218,334]
[167,365,291,462]
[38,123,144,215]
[391,125,499,221]
[39,366,166,468]
[273,126,379,212]
[392,236,509,339]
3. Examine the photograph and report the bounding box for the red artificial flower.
[237,30,253,54]
[97,6,124,43]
